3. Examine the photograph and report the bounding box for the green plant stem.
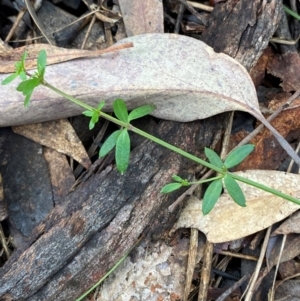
[230,172,300,206]
[189,175,223,185]
[44,82,96,112]
[75,237,143,301]
[42,80,300,206]
[131,126,223,172]
[284,5,300,21]
[43,81,223,173]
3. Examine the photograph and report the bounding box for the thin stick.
[197,241,213,301]
[215,274,250,301]
[24,0,56,45]
[217,250,258,261]
[269,234,287,301]
[178,0,208,25]
[244,226,272,301]
[183,228,198,301]
[5,9,26,42]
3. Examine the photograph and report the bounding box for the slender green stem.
[42,80,300,206]
[284,5,300,21]
[230,172,300,206]
[130,126,223,173]
[75,237,143,301]
[43,81,224,173]
[44,82,96,112]
[189,175,223,185]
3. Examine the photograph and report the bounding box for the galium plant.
[2,50,300,214]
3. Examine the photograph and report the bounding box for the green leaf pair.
[160,175,191,193]
[113,99,156,123]
[202,175,246,215]
[161,144,254,215]
[98,99,156,174]
[202,144,254,214]
[83,101,105,130]
[2,50,47,107]
[99,129,130,174]
[204,144,254,170]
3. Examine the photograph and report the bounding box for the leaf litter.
[12,119,91,169]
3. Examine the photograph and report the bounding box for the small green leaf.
[224,174,246,207]
[20,51,28,65]
[24,92,33,107]
[19,70,27,81]
[161,183,183,194]
[204,148,223,169]
[224,144,255,169]
[99,130,122,157]
[15,52,27,76]
[172,175,184,182]
[202,179,222,215]
[1,73,19,85]
[88,120,95,130]
[17,78,40,95]
[115,129,130,174]
[82,110,94,117]
[91,112,99,125]
[15,61,22,72]
[113,99,129,123]
[37,50,47,78]
[128,105,156,122]
[97,101,105,111]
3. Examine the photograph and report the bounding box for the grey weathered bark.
[0,117,227,300]
[201,0,281,71]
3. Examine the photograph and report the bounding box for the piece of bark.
[201,0,281,71]
[0,117,227,300]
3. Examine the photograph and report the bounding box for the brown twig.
[198,241,213,301]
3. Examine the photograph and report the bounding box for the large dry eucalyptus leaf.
[1,34,298,164]
[172,170,300,243]
[0,33,260,126]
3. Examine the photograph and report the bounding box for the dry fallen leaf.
[268,234,300,269]
[172,170,300,243]
[12,119,91,169]
[0,33,266,125]
[1,33,298,164]
[119,0,164,36]
[278,260,300,279]
[273,279,300,301]
[272,211,300,235]
[0,42,134,73]
[267,52,300,92]
[230,105,300,170]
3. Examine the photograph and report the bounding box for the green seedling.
[2,50,300,215]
